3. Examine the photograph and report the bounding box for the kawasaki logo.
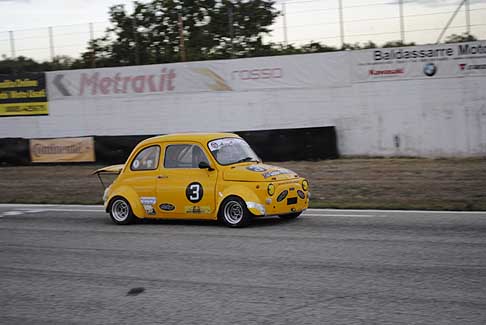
[369,68,404,76]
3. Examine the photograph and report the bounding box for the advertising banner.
[0,73,48,116]
[352,41,486,82]
[46,53,350,100]
[30,137,95,163]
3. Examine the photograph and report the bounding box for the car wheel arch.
[216,187,264,220]
[107,187,145,219]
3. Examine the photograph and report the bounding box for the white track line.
[303,213,380,218]
[0,208,104,218]
[306,208,486,215]
[22,209,104,213]
[0,205,105,218]
[0,204,102,209]
[0,211,24,218]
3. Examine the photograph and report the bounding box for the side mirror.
[198,161,214,171]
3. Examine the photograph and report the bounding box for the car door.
[123,144,161,216]
[156,142,218,219]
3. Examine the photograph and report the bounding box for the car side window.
[130,146,160,171]
[164,144,209,169]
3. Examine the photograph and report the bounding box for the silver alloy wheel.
[112,199,130,222]
[223,200,244,225]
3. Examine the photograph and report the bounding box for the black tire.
[279,212,302,220]
[219,196,251,228]
[109,197,136,225]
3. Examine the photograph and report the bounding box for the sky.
[0,0,485,61]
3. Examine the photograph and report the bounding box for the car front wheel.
[219,197,251,228]
[109,197,136,225]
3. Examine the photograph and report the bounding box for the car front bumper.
[246,191,310,217]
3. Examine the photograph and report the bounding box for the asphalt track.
[0,204,485,325]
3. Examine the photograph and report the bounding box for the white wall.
[1,41,485,157]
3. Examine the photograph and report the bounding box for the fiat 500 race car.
[94,133,310,227]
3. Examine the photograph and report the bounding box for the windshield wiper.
[234,157,256,164]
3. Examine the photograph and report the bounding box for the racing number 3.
[186,182,203,203]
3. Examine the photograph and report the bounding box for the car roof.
[138,132,240,147]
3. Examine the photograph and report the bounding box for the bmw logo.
[423,63,437,77]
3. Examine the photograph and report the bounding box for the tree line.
[0,0,478,74]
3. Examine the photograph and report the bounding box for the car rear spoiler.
[92,164,125,175]
[92,164,124,189]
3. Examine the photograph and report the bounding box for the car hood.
[223,163,299,182]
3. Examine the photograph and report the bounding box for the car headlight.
[302,179,309,191]
[267,183,275,196]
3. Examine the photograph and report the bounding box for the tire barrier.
[0,138,30,166]
[0,126,338,165]
[94,135,153,165]
[236,126,337,162]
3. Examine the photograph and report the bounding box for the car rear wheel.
[109,197,136,225]
[279,212,302,220]
[219,197,251,228]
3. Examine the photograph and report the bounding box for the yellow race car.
[94,133,310,227]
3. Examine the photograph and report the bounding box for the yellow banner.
[30,137,95,163]
[0,102,48,116]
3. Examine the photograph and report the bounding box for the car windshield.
[208,138,259,165]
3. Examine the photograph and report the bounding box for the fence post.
[9,30,15,58]
[338,0,344,48]
[436,0,466,43]
[399,0,405,43]
[282,2,288,46]
[178,13,187,62]
[89,22,96,68]
[131,18,141,65]
[89,22,94,41]
[48,26,55,60]
[228,1,235,58]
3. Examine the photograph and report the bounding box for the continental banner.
[30,137,95,163]
[0,73,48,116]
[352,41,486,82]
